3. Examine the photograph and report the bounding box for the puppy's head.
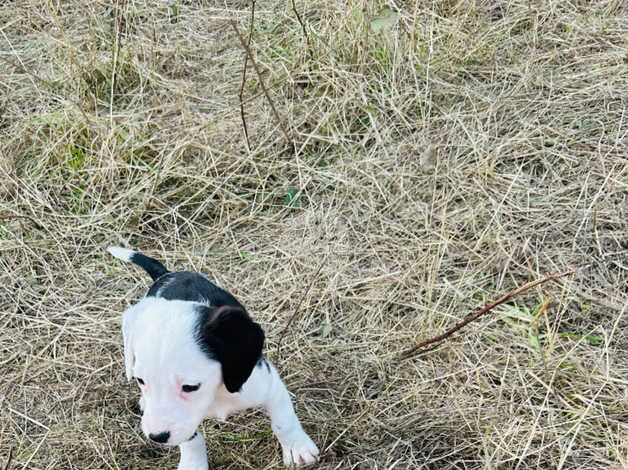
[122,298,264,445]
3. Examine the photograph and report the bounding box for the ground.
[0,0,626,469]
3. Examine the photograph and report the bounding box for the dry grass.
[1,0,627,468]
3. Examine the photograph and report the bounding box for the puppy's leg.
[263,362,319,467]
[177,432,209,470]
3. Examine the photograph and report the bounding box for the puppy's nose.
[148,431,170,443]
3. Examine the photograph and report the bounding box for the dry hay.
[0,0,626,468]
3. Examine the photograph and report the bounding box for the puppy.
[107,247,319,469]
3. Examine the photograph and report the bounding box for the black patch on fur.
[147,271,241,307]
[256,355,271,373]
[195,305,265,393]
[129,252,169,281]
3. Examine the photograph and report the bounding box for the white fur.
[178,433,209,470]
[122,297,319,468]
[107,246,136,262]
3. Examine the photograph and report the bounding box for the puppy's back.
[148,271,242,307]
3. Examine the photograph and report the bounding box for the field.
[1,0,626,468]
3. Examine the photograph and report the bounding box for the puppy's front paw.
[177,451,209,470]
[281,432,319,468]
[177,432,209,470]
[176,461,209,470]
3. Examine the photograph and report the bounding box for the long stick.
[400,267,582,359]
[290,0,312,65]
[230,20,293,149]
[238,0,255,151]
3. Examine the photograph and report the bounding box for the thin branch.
[400,267,582,359]
[290,0,312,65]
[275,254,328,358]
[238,0,256,152]
[110,0,127,123]
[230,20,294,150]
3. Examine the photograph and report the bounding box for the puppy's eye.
[136,377,145,386]
[182,383,200,393]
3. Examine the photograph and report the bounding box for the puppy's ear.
[198,305,265,393]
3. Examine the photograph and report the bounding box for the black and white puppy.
[107,247,319,469]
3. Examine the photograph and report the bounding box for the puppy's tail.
[107,246,169,281]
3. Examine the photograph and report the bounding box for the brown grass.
[1,0,626,468]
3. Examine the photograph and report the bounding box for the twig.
[110,0,126,120]
[275,254,328,358]
[116,0,127,45]
[238,0,256,152]
[290,0,313,65]
[229,20,294,150]
[400,267,582,359]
